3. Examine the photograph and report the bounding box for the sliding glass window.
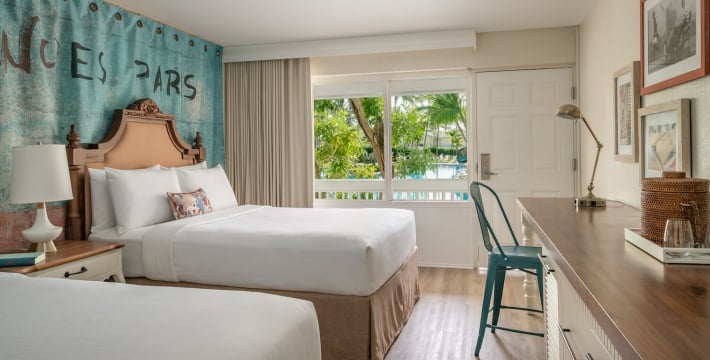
[313,73,471,202]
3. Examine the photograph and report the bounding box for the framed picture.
[638,99,691,178]
[613,61,640,162]
[640,0,708,95]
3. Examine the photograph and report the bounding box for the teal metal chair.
[469,181,544,356]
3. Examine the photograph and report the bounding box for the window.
[313,73,470,201]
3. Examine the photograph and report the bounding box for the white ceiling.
[105,0,597,47]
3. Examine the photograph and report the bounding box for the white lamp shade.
[10,144,74,204]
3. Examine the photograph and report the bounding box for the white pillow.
[159,162,208,170]
[176,164,238,210]
[88,166,159,232]
[105,167,182,234]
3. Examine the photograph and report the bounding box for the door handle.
[480,153,498,180]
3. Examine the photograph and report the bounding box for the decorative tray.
[624,228,710,264]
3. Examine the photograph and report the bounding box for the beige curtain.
[223,58,314,207]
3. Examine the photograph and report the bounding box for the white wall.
[579,0,710,209]
[311,27,577,268]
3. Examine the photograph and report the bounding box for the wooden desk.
[517,198,710,359]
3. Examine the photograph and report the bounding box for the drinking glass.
[663,218,694,248]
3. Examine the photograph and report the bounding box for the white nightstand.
[0,240,125,282]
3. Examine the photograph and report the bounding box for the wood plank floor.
[385,267,545,360]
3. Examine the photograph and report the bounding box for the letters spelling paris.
[2,16,199,100]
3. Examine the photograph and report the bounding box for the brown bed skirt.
[127,248,420,360]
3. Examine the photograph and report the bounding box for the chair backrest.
[469,181,520,257]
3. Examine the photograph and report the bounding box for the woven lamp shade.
[641,171,709,245]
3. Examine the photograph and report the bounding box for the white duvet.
[94,206,416,296]
[0,272,321,360]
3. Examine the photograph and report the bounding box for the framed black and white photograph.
[613,61,640,162]
[638,99,691,178]
[640,0,708,95]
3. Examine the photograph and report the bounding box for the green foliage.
[447,129,463,150]
[314,102,377,179]
[314,92,467,180]
[418,93,467,141]
[361,97,384,125]
[394,148,438,179]
[391,97,427,148]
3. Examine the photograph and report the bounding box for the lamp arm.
[588,144,601,194]
[580,116,603,150]
[580,116,602,195]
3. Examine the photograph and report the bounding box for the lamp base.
[575,196,606,207]
[28,241,57,253]
[21,204,62,253]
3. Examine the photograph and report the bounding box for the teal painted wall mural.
[0,0,224,213]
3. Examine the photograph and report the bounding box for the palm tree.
[418,93,467,143]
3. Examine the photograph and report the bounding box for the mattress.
[0,273,321,360]
[93,205,416,296]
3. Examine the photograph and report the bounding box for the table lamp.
[556,104,606,207]
[10,143,74,252]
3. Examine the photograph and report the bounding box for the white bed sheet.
[89,225,154,277]
[0,273,321,360]
[94,205,416,296]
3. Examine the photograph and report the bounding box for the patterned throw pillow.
[166,188,213,220]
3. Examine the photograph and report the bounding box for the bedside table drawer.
[29,249,123,281]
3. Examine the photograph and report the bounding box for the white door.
[475,68,575,264]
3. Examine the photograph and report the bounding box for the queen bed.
[65,99,420,360]
[0,272,321,360]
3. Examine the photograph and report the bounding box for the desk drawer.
[29,249,122,281]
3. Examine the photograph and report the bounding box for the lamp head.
[10,143,73,204]
[556,104,582,120]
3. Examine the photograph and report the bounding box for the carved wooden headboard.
[65,98,205,240]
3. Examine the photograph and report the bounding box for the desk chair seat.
[470,181,544,356]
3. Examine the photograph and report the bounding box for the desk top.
[517,198,710,360]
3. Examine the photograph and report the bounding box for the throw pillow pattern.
[167,188,213,220]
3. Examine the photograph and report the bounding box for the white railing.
[314,179,470,201]
[314,179,384,200]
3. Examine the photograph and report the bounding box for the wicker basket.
[641,171,710,245]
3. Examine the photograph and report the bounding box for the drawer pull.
[559,326,577,360]
[586,354,594,360]
[64,266,88,278]
[538,254,555,274]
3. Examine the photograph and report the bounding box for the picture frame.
[613,61,640,162]
[640,0,708,95]
[637,99,691,179]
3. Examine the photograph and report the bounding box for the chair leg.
[490,266,507,333]
[475,260,499,356]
